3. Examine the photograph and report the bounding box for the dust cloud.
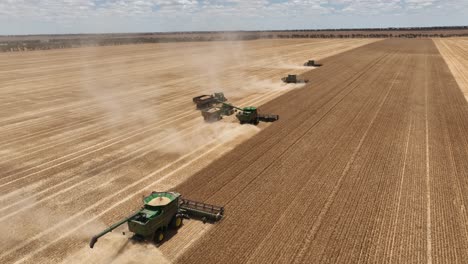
[0,196,105,251]
[159,117,260,155]
[4,35,308,263]
[61,227,170,264]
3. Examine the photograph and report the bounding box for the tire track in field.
[0,85,198,147]
[424,53,433,264]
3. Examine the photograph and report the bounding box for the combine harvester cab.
[281,74,308,84]
[89,191,224,248]
[304,60,322,67]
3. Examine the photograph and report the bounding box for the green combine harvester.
[201,101,278,125]
[89,192,224,248]
[281,74,308,84]
[303,60,322,67]
[235,106,279,125]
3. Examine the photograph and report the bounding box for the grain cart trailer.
[192,92,227,109]
[201,103,235,122]
[89,191,224,248]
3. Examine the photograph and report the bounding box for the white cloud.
[0,0,466,34]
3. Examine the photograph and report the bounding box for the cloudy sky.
[0,0,467,35]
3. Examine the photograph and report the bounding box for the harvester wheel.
[171,215,183,229]
[154,230,165,244]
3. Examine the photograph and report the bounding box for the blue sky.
[0,0,466,35]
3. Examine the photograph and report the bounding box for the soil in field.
[175,39,468,264]
[0,39,377,263]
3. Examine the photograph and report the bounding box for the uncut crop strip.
[434,38,468,101]
[174,39,468,264]
[175,41,397,263]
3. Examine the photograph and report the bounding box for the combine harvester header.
[89,191,224,248]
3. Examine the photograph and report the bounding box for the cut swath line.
[0,85,204,153]
[388,117,413,263]
[0,123,201,220]
[424,54,432,264]
[0,109,198,186]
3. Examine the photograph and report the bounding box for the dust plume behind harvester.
[192,93,279,125]
[89,192,224,248]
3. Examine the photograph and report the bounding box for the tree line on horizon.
[2,27,468,52]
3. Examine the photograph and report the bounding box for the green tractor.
[89,192,224,248]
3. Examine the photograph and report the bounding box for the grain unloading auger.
[89,192,224,248]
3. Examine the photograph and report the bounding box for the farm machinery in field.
[201,101,278,125]
[192,92,227,109]
[281,74,308,84]
[304,60,322,67]
[234,105,279,125]
[89,192,224,248]
[201,102,236,122]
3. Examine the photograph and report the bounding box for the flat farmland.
[434,38,468,101]
[0,38,377,263]
[2,37,468,264]
[175,39,468,263]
